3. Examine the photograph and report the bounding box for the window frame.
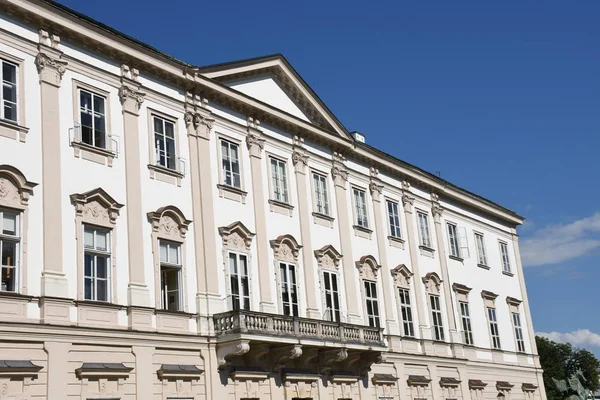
[352,187,369,228]
[311,171,330,216]
[397,287,415,337]
[278,261,300,317]
[474,232,488,266]
[512,312,526,353]
[0,209,20,293]
[487,306,502,349]
[363,279,380,328]
[268,156,290,204]
[77,87,108,150]
[459,301,474,345]
[0,52,28,142]
[387,200,402,238]
[220,137,243,189]
[83,225,112,302]
[321,270,341,322]
[227,251,251,311]
[152,114,178,172]
[499,241,512,273]
[447,222,460,258]
[429,294,445,341]
[417,211,433,248]
[1,58,19,123]
[159,240,183,312]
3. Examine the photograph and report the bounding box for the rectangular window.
[417,212,432,248]
[0,210,19,292]
[322,271,341,322]
[221,139,241,189]
[79,89,106,149]
[83,226,111,302]
[475,233,488,265]
[228,252,250,310]
[459,301,474,345]
[159,240,182,312]
[398,288,415,337]
[500,242,511,273]
[387,201,401,238]
[312,173,329,215]
[364,280,380,327]
[270,157,289,203]
[153,116,177,170]
[353,188,368,228]
[1,60,18,122]
[447,223,459,257]
[280,262,299,317]
[430,294,444,341]
[488,307,501,349]
[513,312,526,352]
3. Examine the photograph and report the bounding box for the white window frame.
[499,241,512,273]
[459,301,474,345]
[227,251,250,311]
[78,88,107,149]
[363,280,380,328]
[487,307,501,349]
[353,187,369,228]
[1,59,18,122]
[387,200,402,238]
[220,139,242,189]
[447,223,460,257]
[153,115,178,171]
[312,172,330,215]
[83,226,111,302]
[321,270,341,322]
[475,232,488,266]
[398,287,415,337]
[513,312,526,352]
[0,209,20,293]
[270,157,289,203]
[417,211,432,248]
[279,261,299,317]
[159,240,183,312]
[429,294,445,341]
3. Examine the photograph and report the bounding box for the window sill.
[312,212,334,228]
[502,270,514,277]
[155,308,195,317]
[217,184,247,204]
[75,299,123,309]
[477,263,490,270]
[449,255,464,262]
[148,164,184,186]
[388,235,405,249]
[0,118,28,142]
[419,245,435,258]
[0,290,34,300]
[353,224,372,240]
[268,199,294,217]
[72,141,116,167]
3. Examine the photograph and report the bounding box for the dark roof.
[159,364,203,373]
[440,377,461,384]
[0,360,43,372]
[78,362,132,372]
[469,379,488,389]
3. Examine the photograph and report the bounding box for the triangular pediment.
[198,55,351,140]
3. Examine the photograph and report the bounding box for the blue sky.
[56,0,600,354]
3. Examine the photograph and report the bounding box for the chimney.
[351,131,366,143]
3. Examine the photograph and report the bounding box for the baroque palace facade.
[0,1,546,399]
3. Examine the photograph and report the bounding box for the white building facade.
[0,1,546,399]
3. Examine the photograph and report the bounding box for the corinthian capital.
[35,53,67,86]
[246,133,265,158]
[119,85,145,115]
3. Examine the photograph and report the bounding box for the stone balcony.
[213,310,386,374]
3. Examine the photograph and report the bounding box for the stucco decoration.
[70,188,123,226]
[270,234,302,262]
[422,272,442,294]
[314,245,342,271]
[147,206,191,241]
[356,255,381,281]
[0,165,37,207]
[218,221,255,251]
[391,264,413,288]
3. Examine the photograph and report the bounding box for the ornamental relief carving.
[226,231,249,252]
[0,177,20,207]
[159,215,182,240]
[71,188,123,227]
[393,273,410,288]
[321,254,337,271]
[82,200,111,225]
[314,245,342,271]
[391,264,413,288]
[422,273,442,294]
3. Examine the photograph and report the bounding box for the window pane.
[84,254,93,277]
[154,117,164,134]
[96,279,108,301]
[2,213,17,235]
[165,121,174,138]
[3,62,16,83]
[80,91,92,113]
[84,228,94,248]
[84,277,93,300]
[160,242,168,263]
[2,240,16,267]
[96,231,107,251]
[169,244,179,264]
[93,95,105,114]
[96,256,108,279]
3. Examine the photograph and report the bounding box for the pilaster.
[292,136,320,318]
[400,181,428,337]
[331,152,360,324]
[246,117,276,313]
[369,168,399,335]
[132,346,153,399]
[44,341,71,400]
[430,193,458,343]
[36,30,69,297]
[119,64,151,307]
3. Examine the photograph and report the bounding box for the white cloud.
[537,329,600,349]
[520,212,600,267]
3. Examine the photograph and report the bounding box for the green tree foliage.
[536,336,600,400]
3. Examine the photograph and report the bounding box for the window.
[270,157,289,203]
[459,301,474,345]
[1,60,17,122]
[280,262,299,317]
[430,294,444,341]
[475,233,488,265]
[499,242,511,273]
[221,139,241,188]
[398,288,414,337]
[312,173,329,215]
[417,212,432,248]
[353,188,368,228]
[79,89,106,149]
[488,307,501,349]
[513,312,526,352]
[228,252,249,310]
[364,280,380,327]
[0,210,19,292]
[322,271,341,322]
[447,223,459,257]
[153,116,177,170]
[83,226,111,302]
[387,201,401,238]
[159,240,182,311]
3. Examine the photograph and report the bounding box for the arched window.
[314,245,342,322]
[422,272,444,341]
[270,234,302,317]
[392,264,415,337]
[356,255,381,328]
